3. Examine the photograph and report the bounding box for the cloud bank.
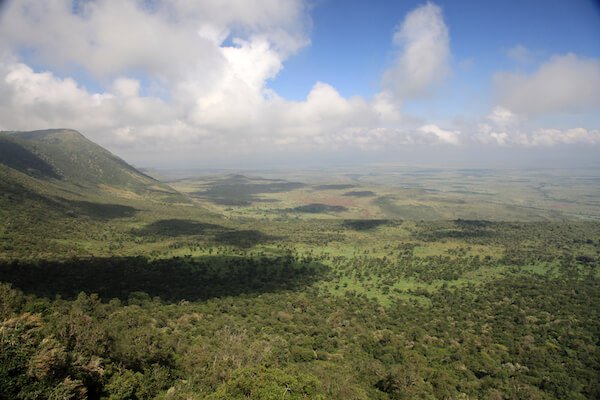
[494,53,600,116]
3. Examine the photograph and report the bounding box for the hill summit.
[0,128,190,227]
[0,129,183,201]
[2,129,159,190]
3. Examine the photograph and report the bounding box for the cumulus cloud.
[0,0,310,149]
[418,124,460,145]
[112,78,141,98]
[0,61,109,130]
[382,2,450,101]
[486,106,519,129]
[0,0,308,80]
[525,127,600,146]
[474,106,600,147]
[494,53,600,116]
[476,115,516,146]
[0,60,178,139]
[480,54,600,147]
[0,1,462,157]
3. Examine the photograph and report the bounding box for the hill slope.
[0,129,194,253]
[0,129,183,199]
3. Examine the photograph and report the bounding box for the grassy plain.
[4,165,598,305]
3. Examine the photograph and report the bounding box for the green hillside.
[0,129,191,222]
[0,129,185,200]
[0,129,204,259]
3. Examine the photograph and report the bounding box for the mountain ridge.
[0,128,195,229]
[0,128,185,201]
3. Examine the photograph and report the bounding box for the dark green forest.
[1,220,599,399]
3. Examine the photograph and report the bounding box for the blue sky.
[271,0,600,122]
[271,0,600,98]
[0,0,599,168]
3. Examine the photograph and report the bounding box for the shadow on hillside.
[0,136,61,180]
[342,219,393,231]
[192,177,305,206]
[287,203,348,213]
[132,219,279,248]
[214,230,275,248]
[0,255,327,303]
[343,190,376,197]
[64,200,138,219]
[314,184,355,190]
[133,219,225,236]
[0,179,138,220]
[414,219,496,242]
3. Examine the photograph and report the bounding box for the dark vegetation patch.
[454,219,494,228]
[449,189,490,196]
[427,195,468,204]
[0,136,61,179]
[214,230,276,248]
[0,256,326,303]
[314,184,355,190]
[64,200,138,220]
[193,176,304,205]
[342,219,393,231]
[133,219,225,237]
[288,203,348,213]
[456,168,496,177]
[414,219,496,241]
[204,197,280,206]
[576,255,596,265]
[133,219,278,247]
[375,196,440,219]
[204,198,251,206]
[343,190,376,197]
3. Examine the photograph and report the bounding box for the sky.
[0,0,599,169]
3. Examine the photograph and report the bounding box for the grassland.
[3,165,598,307]
[162,167,600,222]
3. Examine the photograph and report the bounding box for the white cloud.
[487,106,520,130]
[476,57,600,147]
[525,127,600,146]
[0,1,452,156]
[476,122,507,146]
[474,106,600,147]
[112,78,141,98]
[382,2,450,101]
[494,53,600,116]
[0,0,309,80]
[0,60,182,139]
[372,91,402,122]
[0,0,315,150]
[418,124,460,145]
[0,61,108,129]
